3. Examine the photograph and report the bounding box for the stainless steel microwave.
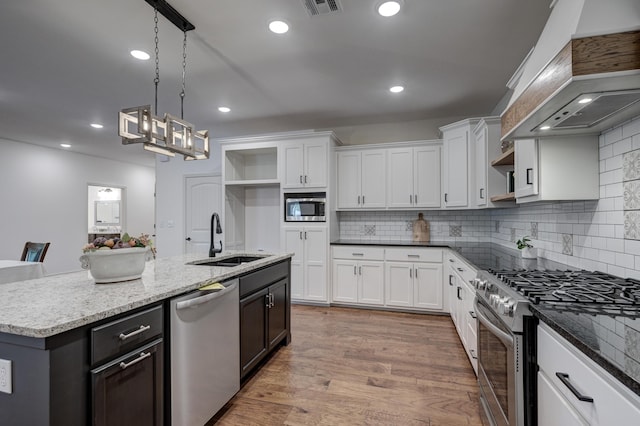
[284,192,326,222]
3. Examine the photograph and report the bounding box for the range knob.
[489,294,501,307]
[498,299,516,316]
[477,279,487,290]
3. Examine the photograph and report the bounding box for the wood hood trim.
[501,30,640,139]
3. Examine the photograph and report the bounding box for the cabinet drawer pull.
[470,349,477,360]
[555,372,594,403]
[526,168,533,185]
[118,325,151,341]
[448,259,455,263]
[469,310,477,319]
[352,253,364,256]
[119,351,151,370]
[407,254,420,258]
[457,267,464,272]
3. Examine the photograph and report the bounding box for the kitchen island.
[0,252,292,425]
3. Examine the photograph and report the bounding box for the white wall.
[0,140,155,274]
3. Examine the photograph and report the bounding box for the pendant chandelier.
[119,0,209,160]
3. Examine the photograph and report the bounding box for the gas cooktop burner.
[487,269,640,317]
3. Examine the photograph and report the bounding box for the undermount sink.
[189,256,265,267]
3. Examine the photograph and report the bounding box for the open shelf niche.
[224,147,278,185]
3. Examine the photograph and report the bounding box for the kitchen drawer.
[240,260,289,298]
[537,323,640,425]
[332,246,384,261]
[91,304,163,366]
[385,248,442,263]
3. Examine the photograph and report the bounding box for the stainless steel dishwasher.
[169,279,239,426]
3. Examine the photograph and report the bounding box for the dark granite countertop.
[330,238,640,397]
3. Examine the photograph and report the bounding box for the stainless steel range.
[473,268,640,426]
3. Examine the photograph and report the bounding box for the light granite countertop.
[0,251,292,339]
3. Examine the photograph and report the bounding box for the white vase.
[521,247,537,259]
[79,247,151,283]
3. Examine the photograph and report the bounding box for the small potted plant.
[516,236,536,259]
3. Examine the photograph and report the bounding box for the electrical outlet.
[0,358,12,394]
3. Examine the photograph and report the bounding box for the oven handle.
[475,300,514,348]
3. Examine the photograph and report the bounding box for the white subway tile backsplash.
[605,126,624,145]
[613,137,632,156]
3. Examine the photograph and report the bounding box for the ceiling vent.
[303,0,342,16]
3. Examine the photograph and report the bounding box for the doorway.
[88,185,124,244]
[184,175,221,255]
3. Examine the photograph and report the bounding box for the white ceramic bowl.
[79,247,151,283]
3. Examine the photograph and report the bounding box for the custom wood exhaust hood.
[501,0,640,141]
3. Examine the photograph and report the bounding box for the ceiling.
[0,0,552,167]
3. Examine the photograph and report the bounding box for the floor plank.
[211,305,483,425]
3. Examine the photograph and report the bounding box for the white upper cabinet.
[514,135,599,203]
[387,145,441,209]
[473,117,509,208]
[441,119,480,208]
[336,149,386,209]
[282,139,328,188]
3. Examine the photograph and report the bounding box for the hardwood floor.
[212,305,483,425]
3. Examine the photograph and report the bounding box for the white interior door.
[185,175,221,255]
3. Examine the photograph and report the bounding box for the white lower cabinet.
[537,323,640,426]
[332,247,384,305]
[446,252,478,374]
[284,226,327,302]
[331,246,444,312]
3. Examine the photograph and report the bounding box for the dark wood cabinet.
[239,261,291,381]
[91,339,164,426]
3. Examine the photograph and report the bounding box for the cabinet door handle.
[304,231,307,240]
[444,193,448,203]
[469,349,477,360]
[270,293,275,308]
[300,175,303,184]
[526,168,533,185]
[469,311,477,319]
[409,194,413,203]
[362,195,365,205]
[359,266,362,275]
[265,294,271,307]
[414,194,417,204]
[414,268,417,278]
[304,175,308,184]
[299,231,303,240]
[457,286,462,300]
[479,188,484,199]
[449,275,454,286]
[555,372,594,403]
[409,268,413,278]
[354,265,357,275]
[119,351,151,370]
[119,325,151,341]
[357,195,361,205]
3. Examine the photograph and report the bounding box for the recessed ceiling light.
[378,1,401,17]
[130,50,150,60]
[269,20,289,34]
[389,85,404,93]
[578,98,593,104]
[60,143,71,148]
[218,106,231,113]
[90,123,104,129]
[540,125,551,130]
